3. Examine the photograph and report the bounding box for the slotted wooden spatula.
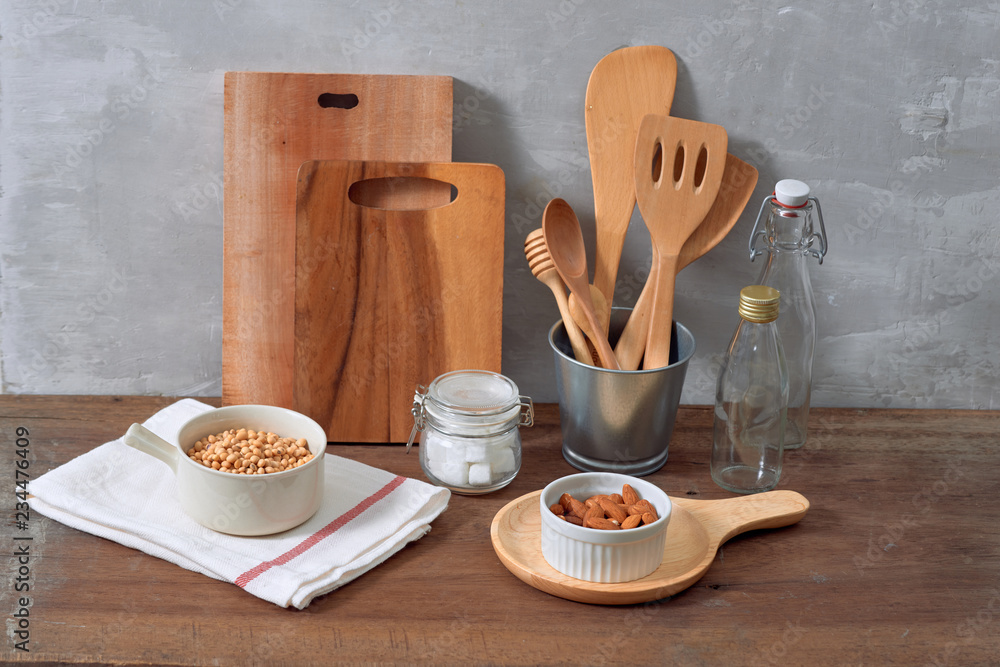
[615,154,758,370]
[635,114,728,369]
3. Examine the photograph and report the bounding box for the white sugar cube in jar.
[410,370,533,495]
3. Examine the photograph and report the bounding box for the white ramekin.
[124,405,328,536]
[539,472,672,583]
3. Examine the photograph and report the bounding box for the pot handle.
[124,423,180,473]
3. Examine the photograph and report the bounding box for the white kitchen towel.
[27,398,450,609]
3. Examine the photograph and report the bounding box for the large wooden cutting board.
[223,72,453,410]
[295,160,505,442]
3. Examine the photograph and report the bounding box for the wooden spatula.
[586,46,678,306]
[615,154,758,370]
[635,114,728,370]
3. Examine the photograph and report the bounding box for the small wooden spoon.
[524,229,592,365]
[616,154,759,370]
[542,199,620,370]
[635,114,727,370]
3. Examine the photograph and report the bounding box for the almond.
[598,497,628,524]
[559,493,588,519]
[584,504,605,523]
[586,517,621,530]
[552,487,660,530]
[621,483,640,505]
[558,493,574,511]
[567,497,588,519]
[634,499,658,521]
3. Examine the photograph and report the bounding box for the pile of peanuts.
[186,428,313,475]
[549,483,659,530]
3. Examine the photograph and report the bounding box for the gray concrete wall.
[1,0,998,409]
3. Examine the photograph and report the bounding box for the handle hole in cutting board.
[317,93,359,109]
[348,176,457,211]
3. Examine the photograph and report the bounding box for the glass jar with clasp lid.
[407,370,533,495]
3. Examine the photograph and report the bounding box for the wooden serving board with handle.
[491,489,809,605]
[295,160,505,442]
[223,72,453,411]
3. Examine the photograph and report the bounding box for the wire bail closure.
[405,385,430,453]
[517,396,535,427]
[749,194,828,264]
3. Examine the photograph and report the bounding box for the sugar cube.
[468,462,493,486]
[422,434,451,462]
[464,442,490,463]
[429,459,469,487]
[490,446,516,474]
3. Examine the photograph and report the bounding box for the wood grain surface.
[294,160,504,442]
[2,396,999,665]
[223,72,453,412]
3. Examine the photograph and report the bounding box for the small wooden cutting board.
[295,160,505,442]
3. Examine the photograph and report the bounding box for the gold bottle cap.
[738,285,780,323]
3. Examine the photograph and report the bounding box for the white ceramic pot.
[539,472,672,583]
[124,405,327,536]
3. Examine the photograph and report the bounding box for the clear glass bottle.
[711,286,788,494]
[408,370,533,495]
[749,179,827,449]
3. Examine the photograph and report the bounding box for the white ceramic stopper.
[774,179,810,207]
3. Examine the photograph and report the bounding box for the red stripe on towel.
[234,475,407,588]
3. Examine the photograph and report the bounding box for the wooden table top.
[2,395,998,665]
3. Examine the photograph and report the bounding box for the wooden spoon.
[490,489,809,605]
[615,154,759,370]
[586,46,678,306]
[569,284,611,367]
[635,114,728,370]
[542,198,621,370]
[524,229,592,365]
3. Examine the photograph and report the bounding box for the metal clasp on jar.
[405,385,430,453]
[749,194,828,264]
[517,395,534,427]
